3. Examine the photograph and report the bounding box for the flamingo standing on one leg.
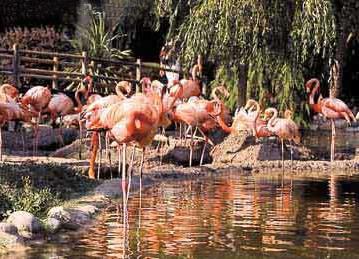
[21,86,52,154]
[306,78,356,162]
[264,108,300,169]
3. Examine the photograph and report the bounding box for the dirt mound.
[211,131,313,165]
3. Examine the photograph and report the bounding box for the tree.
[153,0,357,124]
[329,0,359,97]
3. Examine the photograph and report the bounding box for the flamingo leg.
[21,125,25,153]
[105,131,113,179]
[189,126,194,167]
[126,145,136,205]
[97,132,102,180]
[139,147,145,179]
[281,138,284,170]
[79,119,82,160]
[290,140,293,171]
[122,143,127,200]
[59,116,64,147]
[33,112,40,155]
[331,119,336,162]
[88,132,99,179]
[200,138,207,166]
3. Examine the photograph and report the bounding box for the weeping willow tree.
[154,0,358,125]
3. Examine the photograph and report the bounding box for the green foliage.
[72,12,132,59]
[152,0,354,126]
[0,177,60,219]
[209,66,239,111]
[0,163,98,220]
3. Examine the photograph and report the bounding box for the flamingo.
[0,99,36,160]
[85,83,182,184]
[21,86,52,154]
[171,86,228,166]
[82,80,135,179]
[0,84,19,100]
[169,79,201,100]
[306,78,356,161]
[216,99,272,138]
[264,107,300,168]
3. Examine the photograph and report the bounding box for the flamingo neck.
[74,90,83,112]
[253,102,261,136]
[308,79,320,105]
[217,115,232,134]
[267,108,278,132]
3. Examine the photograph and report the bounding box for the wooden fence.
[0,44,180,92]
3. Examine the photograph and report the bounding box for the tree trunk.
[237,64,248,107]
[330,30,347,98]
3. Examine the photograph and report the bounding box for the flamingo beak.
[306,87,311,94]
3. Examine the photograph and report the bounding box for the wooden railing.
[0,44,180,92]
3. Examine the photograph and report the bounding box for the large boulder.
[6,211,43,238]
[47,206,71,225]
[44,218,61,234]
[0,222,18,235]
[211,131,313,165]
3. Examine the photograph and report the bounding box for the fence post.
[12,44,20,87]
[52,56,59,89]
[136,58,141,93]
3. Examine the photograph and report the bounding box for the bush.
[0,177,60,220]
[0,163,98,220]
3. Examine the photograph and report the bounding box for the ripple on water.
[18,172,359,259]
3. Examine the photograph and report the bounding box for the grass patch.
[0,163,98,220]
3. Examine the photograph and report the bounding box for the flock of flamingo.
[0,70,357,182]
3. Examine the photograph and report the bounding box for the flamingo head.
[0,84,19,100]
[284,109,293,119]
[140,77,151,87]
[264,108,276,120]
[305,78,320,94]
[82,75,93,86]
[116,81,132,96]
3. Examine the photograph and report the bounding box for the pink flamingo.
[0,99,35,160]
[21,86,52,154]
[216,99,272,138]
[264,107,300,168]
[306,78,356,161]
[171,86,228,166]
[0,84,19,100]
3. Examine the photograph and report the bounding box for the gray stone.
[0,222,18,235]
[75,205,98,217]
[47,206,71,224]
[44,218,61,234]
[6,211,42,234]
[68,209,91,225]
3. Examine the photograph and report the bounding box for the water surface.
[20,171,359,258]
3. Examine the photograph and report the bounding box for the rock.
[47,205,96,231]
[44,218,61,234]
[0,222,18,235]
[48,206,71,225]
[68,209,91,225]
[75,205,98,217]
[6,211,43,236]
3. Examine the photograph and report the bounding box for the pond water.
[21,171,359,258]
